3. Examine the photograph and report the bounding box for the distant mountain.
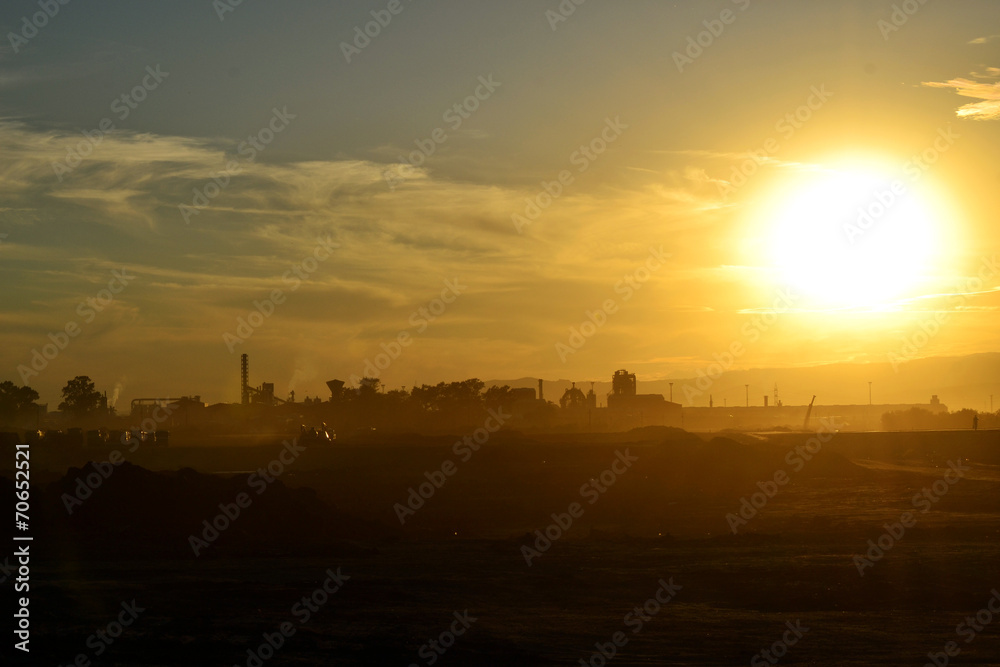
[485,353,1000,411]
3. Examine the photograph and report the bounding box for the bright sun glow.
[764,166,947,309]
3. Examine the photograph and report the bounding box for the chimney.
[538,379,544,402]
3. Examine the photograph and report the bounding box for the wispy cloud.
[923,69,1000,120]
[969,35,1000,44]
[0,117,721,339]
[651,149,820,171]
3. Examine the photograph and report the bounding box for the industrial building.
[605,369,682,428]
[240,353,290,406]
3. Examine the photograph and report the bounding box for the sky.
[1,0,999,408]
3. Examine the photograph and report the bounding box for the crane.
[803,395,816,430]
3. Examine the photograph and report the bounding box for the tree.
[484,385,514,409]
[59,376,102,416]
[0,381,39,424]
[411,379,485,413]
[356,377,382,398]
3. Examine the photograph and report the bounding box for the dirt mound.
[16,462,396,559]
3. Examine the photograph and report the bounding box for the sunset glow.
[5,3,1000,664]
[762,166,948,309]
[0,0,997,407]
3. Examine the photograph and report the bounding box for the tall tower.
[611,370,636,397]
[241,354,250,405]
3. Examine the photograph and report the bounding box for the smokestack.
[241,353,250,405]
[538,379,544,402]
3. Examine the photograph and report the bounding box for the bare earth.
[7,427,1000,666]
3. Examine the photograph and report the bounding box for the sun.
[760,165,947,309]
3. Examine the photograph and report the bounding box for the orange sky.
[1,0,999,406]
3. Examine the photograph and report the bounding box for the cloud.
[0,118,723,346]
[17,114,969,402]
[923,69,1000,120]
[968,35,1000,44]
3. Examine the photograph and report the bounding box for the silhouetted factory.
[492,369,682,431]
[4,351,976,464]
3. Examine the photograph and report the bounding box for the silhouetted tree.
[0,381,39,425]
[356,377,382,397]
[411,379,484,413]
[384,389,410,404]
[484,385,514,409]
[883,407,989,431]
[59,376,102,416]
[953,408,978,430]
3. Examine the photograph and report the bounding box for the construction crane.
[803,395,816,430]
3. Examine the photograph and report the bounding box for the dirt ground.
[6,427,1000,665]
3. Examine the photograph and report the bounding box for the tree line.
[0,376,106,427]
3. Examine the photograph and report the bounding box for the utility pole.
[745,384,749,407]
